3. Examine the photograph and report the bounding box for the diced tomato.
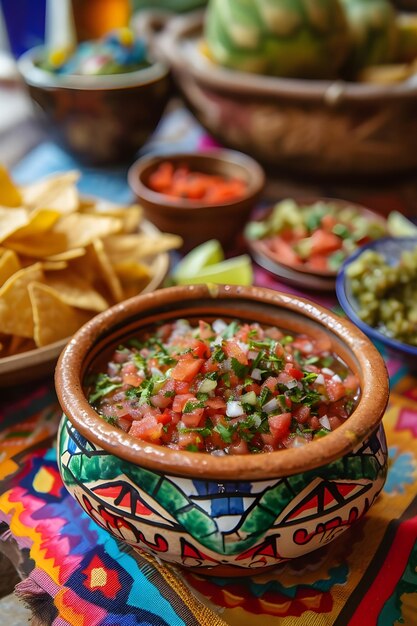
[192,340,211,359]
[121,363,143,387]
[308,255,328,271]
[206,397,227,411]
[129,416,163,444]
[177,430,204,451]
[156,410,172,425]
[321,213,338,232]
[328,415,345,430]
[268,238,301,267]
[172,393,194,413]
[223,340,248,364]
[285,365,303,380]
[262,376,279,392]
[150,393,172,409]
[171,357,204,382]
[309,229,341,255]
[268,413,292,441]
[228,439,249,455]
[343,374,359,393]
[201,358,220,374]
[174,380,190,394]
[325,378,347,402]
[244,382,261,395]
[181,408,204,428]
[293,404,310,424]
[117,416,133,432]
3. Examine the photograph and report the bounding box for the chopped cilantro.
[183,400,206,413]
[186,444,200,452]
[302,372,318,384]
[164,390,175,398]
[88,374,122,404]
[231,357,248,378]
[214,422,234,443]
[212,346,226,362]
[259,387,270,407]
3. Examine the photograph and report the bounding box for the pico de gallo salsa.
[87,318,359,454]
[245,199,386,273]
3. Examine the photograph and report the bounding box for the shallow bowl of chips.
[56,283,389,577]
[0,168,181,387]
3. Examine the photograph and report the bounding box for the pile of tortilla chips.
[0,167,182,356]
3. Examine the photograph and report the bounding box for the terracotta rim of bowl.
[127,149,266,210]
[17,46,169,91]
[157,10,417,103]
[55,284,389,480]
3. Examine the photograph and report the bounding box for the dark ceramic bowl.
[56,284,389,576]
[246,199,387,292]
[128,149,265,251]
[17,47,171,165]
[336,237,417,368]
[155,11,417,177]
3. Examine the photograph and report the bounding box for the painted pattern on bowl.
[58,417,387,574]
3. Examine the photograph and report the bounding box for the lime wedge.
[387,211,417,237]
[175,254,253,286]
[173,239,224,281]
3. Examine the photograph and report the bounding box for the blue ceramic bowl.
[336,237,417,367]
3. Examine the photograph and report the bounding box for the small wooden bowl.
[17,47,171,165]
[128,150,265,251]
[56,284,389,576]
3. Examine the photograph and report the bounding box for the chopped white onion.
[213,319,227,334]
[332,374,342,383]
[314,374,325,385]
[286,380,298,389]
[263,398,279,413]
[237,340,249,353]
[319,415,331,430]
[226,400,244,417]
[251,368,262,380]
[210,335,223,348]
[248,349,258,360]
[211,449,226,456]
[151,367,163,378]
[322,367,335,376]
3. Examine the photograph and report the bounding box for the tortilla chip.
[29,282,92,347]
[70,240,123,303]
[0,166,22,207]
[103,233,182,262]
[6,231,69,257]
[0,208,29,243]
[41,261,68,271]
[84,201,143,233]
[0,249,21,285]
[46,248,86,262]
[21,171,80,211]
[6,208,61,240]
[44,268,109,312]
[112,259,151,281]
[0,263,44,337]
[52,213,123,248]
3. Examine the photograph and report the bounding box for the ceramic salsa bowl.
[55,284,389,576]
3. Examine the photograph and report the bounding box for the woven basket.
[154,10,417,177]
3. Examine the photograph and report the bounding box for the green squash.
[340,0,398,71]
[204,0,350,79]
